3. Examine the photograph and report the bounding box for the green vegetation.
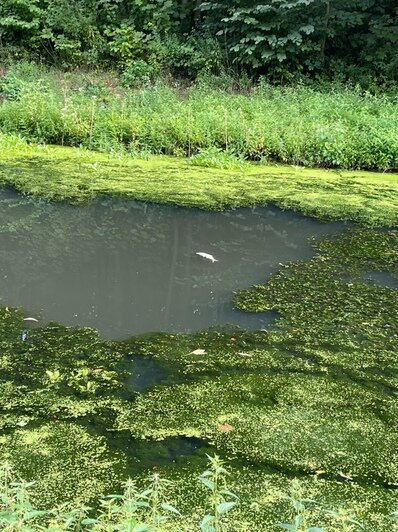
[0,226,397,529]
[0,459,397,531]
[0,3,397,527]
[0,456,236,530]
[0,64,398,171]
[0,134,398,226]
[0,0,397,85]
[0,65,397,529]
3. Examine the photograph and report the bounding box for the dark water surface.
[0,190,345,339]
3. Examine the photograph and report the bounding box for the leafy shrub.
[121,60,158,88]
[0,66,397,170]
[189,147,248,171]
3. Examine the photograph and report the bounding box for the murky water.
[0,190,345,339]
[363,270,398,289]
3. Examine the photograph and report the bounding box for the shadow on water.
[0,190,347,339]
[81,417,212,476]
[125,355,168,392]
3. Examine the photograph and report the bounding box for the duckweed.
[0,422,124,508]
[0,134,398,225]
[0,176,397,528]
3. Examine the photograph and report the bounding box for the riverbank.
[0,63,397,172]
[0,134,398,226]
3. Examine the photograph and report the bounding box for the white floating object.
[189,349,206,355]
[23,317,39,323]
[238,352,252,357]
[196,252,218,263]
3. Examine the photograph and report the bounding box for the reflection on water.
[0,190,345,338]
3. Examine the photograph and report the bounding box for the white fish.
[189,349,206,355]
[23,317,39,323]
[196,252,218,263]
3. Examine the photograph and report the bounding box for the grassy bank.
[0,134,398,226]
[0,63,398,171]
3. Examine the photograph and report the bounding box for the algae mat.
[0,135,397,529]
[0,227,397,530]
[0,134,397,225]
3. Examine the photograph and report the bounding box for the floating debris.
[217,423,234,433]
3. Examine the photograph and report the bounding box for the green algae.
[0,307,129,434]
[116,373,398,485]
[0,422,124,508]
[0,134,398,225]
[163,463,398,531]
[235,228,398,380]
[110,227,398,529]
[0,155,396,528]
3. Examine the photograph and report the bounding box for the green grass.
[0,62,398,171]
[0,134,398,226]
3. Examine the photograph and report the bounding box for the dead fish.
[189,349,206,355]
[196,252,218,263]
[23,317,39,323]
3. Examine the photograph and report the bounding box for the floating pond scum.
[0,188,397,529]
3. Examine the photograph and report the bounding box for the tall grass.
[0,63,397,170]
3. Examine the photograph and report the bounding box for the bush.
[121,60,159,88]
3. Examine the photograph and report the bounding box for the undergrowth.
[0,63,397,170]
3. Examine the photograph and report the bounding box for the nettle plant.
[0,458,393,531]
[0,456,238,531]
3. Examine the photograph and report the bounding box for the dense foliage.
[0,0,397,83]
[1,65,398,171]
